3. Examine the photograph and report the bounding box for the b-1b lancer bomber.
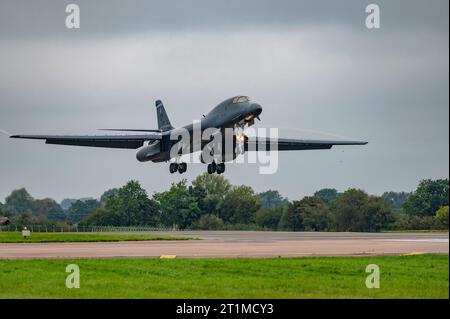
[11,96,367,174]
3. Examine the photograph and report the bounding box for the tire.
[178,162,187,174]
[207,162,216,174]
[169,163,178,174]
[217,163,225,174]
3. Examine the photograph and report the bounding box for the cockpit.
[232,96,250,104]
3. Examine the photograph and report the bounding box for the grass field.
[0,232,193,243]
[0,254,447,298]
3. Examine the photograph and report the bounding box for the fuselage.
[137,96,262,162]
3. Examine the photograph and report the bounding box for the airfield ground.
[0,231,447,298]
[0,231,447,259]
[0,232,194,243]
[0,254,448,298]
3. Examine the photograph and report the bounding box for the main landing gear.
[207,162,225,175]
[169,162,187,174]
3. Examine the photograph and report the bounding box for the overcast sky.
[0,0,448,202]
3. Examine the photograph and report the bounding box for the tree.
[314,188,339,205]
[381,191,410,211]
[298,197,331,231]
[154,180,199,228]
[278,197,330,231]
[364,196,393,232]
[403,179,449,216]
[60,199,77,211]
[100,188,119,205]
[258,190,289,209]
[218,185,260,224]
[67,199,100,224]
[191,173,231,215]
[279,201,304,231]
[333,189,392,232]
[255,207,283,229]
[9,213,32,225]
[5,188,34,214]
[33,198,65,221]
[105,181,161,226]
[333,189,368,232]
[9,212,49,226]
[83,207,116,226]
[435,206,449,228]
[195,214,224,230]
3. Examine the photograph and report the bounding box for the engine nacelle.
[136,141,161,162]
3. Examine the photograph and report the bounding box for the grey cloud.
[0,0,448,40]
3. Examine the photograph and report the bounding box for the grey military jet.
[10,96,367,174]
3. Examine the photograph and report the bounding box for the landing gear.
[216,163,225,174]
[169,163,178,173]
[204,142,226,174]
[207,162,216,174]
[207,162,225,174]
[234,123,246,155]
[178,162,187,174]
[169,162,187,174]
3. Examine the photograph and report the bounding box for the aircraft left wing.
[245,137,368,151]
[10,133,162,149]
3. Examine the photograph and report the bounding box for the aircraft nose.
[252,103,263,116]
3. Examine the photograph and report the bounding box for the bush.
[255,208,283,230]
[389,213,441,230]
[435,206,449,229]
[195,214,224,230]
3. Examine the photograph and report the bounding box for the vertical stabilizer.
[155,100,174,132]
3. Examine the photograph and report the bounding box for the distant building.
[0,217,11,226]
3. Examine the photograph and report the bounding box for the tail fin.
[155,100,174,132]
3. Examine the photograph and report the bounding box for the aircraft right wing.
[10,133,162,149]
[245,137,368,151]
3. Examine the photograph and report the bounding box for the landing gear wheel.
[169,163,178,174]
[216,163,225,174]
[207,162,217,174]
[178,162,187,174]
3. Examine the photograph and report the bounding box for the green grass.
[0,255,448,298]
[0,232,194,243]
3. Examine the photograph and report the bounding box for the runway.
[0,231,448,259]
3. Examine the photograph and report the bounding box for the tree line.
[0,175,448,232]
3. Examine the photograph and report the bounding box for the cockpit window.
[232,96,250,104]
